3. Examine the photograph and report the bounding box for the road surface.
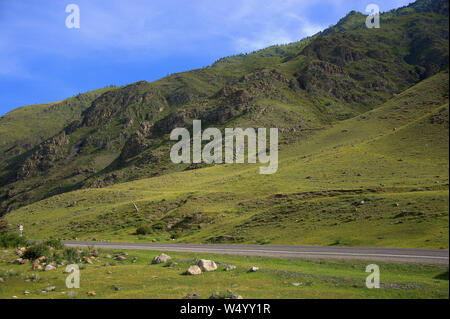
[62,241,449,264]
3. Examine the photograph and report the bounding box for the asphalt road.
[62,241,449,264]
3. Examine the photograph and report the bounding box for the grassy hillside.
[0,0,448,217]
[5,71,448,248]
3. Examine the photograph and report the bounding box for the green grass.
[0,248,447,299]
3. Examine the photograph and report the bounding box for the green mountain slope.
[5,70,448,248]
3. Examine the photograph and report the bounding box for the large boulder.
[152,253,171,264]
[186,265,202,276]
[198,259,217,272]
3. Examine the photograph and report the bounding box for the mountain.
[0,0,448,248]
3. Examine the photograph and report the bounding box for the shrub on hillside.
[136,225,152,235]
[44,239,64,250]
[0,233,28,248]
[63,247,79,263]
[0,219,8,233]
[22,243,50,260]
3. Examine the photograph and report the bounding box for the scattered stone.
[14,258,23,264]
[225,265,236,271]
[152,253,171,264]
[90,250,99,257]
[186,265,202,275]
[20,259,29,264]
[112,285,120,291]
[103,263,111,267]
[104,254,112,259]
[249,266,259,272]
[292,283,303,287]
[44,265,56,271]
[198,259,217,272]
[82,257,93,264]
[132,257,137,263]
[23,290,30,295]
[115,255,127,261]
[0,278,4,283]
[184,292,200,299]
[45,286,56,292]
[16,250,23,256]
[106,271,113,274]
[32,263,42,271]
[87,291,96,296]
[231,294,243,299]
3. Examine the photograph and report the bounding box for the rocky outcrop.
[16,132,70,179]
[119,132,149,161]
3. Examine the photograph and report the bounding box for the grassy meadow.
[0,248,448,299]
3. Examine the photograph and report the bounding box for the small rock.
[225,265,236,271]
[67,291,77,297]
[82,256,93,264]
[186,265,202,275]
[0,278,4,283]
[249,266,259,272]
[198,259,217,272]
[292,283,303,287]
[16,250,23,257]
[152,253,171,264]
[184,292,200,299]
[103,262,111,267]
[45,286,56,292]
[104,254,112,259]
[32,263,42,271]
[112,285,120,291]
[231,294,243,299]
[23,290,30,295]
[115,255,127,261]
[87,291,96,296]
[44,265,56,271]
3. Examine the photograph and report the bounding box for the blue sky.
[0,0,413,116]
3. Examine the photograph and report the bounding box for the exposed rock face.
[151,109,201,136]
[119,132,149,161]
[16,132,70,179]
[198,259,217,272]
[298,61,358,103]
